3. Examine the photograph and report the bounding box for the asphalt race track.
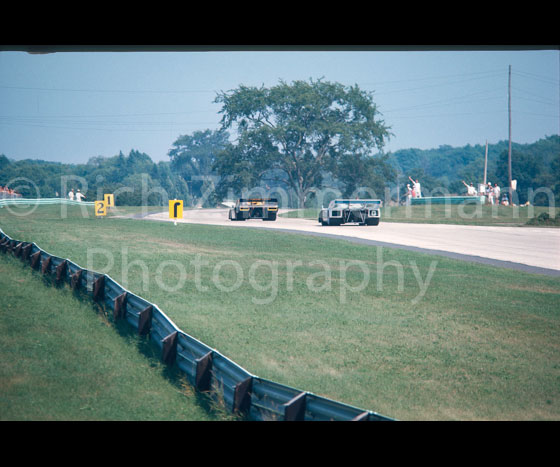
[136,208,560,277]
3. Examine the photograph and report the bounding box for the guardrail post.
[195,351,213,391]
[161,331,178,365]
[41,256,51,275]
[13,242,23,257]
[56,260,67,283]
[233,376,253,414]
[138,305,153,336]
[71,269,82,289]
[93,275,105,301]
[283,392,307,421]
[30,251,41,270]
[21,244,32,261]
[113,292,128,321]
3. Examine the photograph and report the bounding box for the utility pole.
[396,171,400,205]
[483,140,488,185]
[508,65,513,203]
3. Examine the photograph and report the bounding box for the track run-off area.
[137,208,560,277]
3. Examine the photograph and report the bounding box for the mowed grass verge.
[1,204,559,420]
[0,249,226,420]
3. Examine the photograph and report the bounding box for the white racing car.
[318,199,381,226]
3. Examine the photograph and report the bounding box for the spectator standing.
[75,189,86,202]
[405,184,413,205]
[486,183,494,205]
[494,183,500,205]
[462,180,477,196]
[409,176,422,198]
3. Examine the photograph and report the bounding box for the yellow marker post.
[95,200,107,217]
[169,199,183,225]
[104,193,115,208]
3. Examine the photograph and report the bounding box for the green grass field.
[281,204,560,226]
[1,203,559,420]
[0,251,229,421]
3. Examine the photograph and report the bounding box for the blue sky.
[0,48,558,164]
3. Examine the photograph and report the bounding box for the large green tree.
[213,79,392,207]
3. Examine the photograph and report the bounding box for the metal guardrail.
[410,196,485,205]
[0,226,394,421]
[0,197,95,207]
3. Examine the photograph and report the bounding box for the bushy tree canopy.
[212,78,392,206]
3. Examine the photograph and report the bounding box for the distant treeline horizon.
[1,134,558,207]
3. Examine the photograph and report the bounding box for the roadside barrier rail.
[0,225,394,421]
[0,197,95,207]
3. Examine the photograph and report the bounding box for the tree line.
[389,135,559,205]
[0,150,189,206]
[1,79,558,207]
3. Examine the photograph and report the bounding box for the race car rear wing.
[238,198,278,204]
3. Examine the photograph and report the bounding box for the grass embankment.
[0,228,226,420]
[106,205,166,217]
[1,204,559,420]
[281,204,559,226]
